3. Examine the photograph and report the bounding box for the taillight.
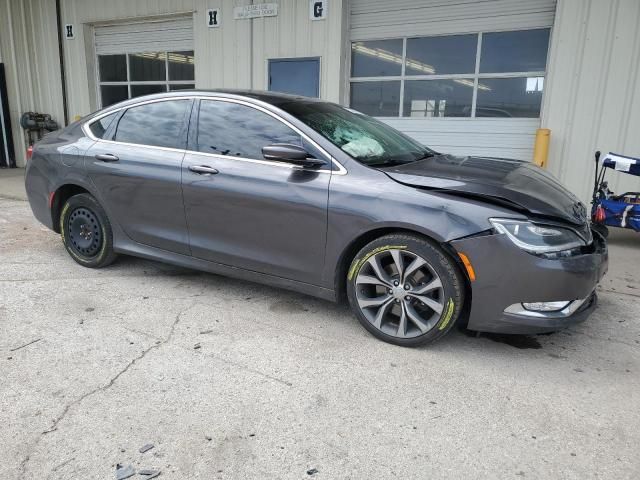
[26,145,33,161]
[594,205,606,223]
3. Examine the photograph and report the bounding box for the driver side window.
[196,100,302,159]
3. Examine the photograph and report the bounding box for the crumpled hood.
[382,154,588,225]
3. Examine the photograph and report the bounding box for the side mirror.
[262,143,326,169]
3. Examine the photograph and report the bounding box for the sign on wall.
[310,0,328,20]
[64,24,75,39]
[233,3,278,20]
[206,8,221,28]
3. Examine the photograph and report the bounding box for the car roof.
[87,89,326,121]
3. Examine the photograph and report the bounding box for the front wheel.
[60,193,117,268]
[346,234,464,347]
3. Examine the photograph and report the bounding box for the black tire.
[60,193,117,268]
[346,234,465,347]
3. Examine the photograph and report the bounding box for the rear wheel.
[346,234,464,347]
[60,193,117,268]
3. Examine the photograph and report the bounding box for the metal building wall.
[0,0,346,167]
[58,0,345,117]
[542,0,640,203]
[0,0,64,167]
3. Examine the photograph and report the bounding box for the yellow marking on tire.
[437,299,455,331]
[348,245,407,281]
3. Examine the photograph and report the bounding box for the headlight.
[489,218,585,254]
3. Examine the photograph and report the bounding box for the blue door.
[268,58,320,98]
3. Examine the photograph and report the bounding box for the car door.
[181,98,331,285]
[85,99,193,255]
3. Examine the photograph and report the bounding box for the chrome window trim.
[82,95,348,175]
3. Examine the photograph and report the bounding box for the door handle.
[95,153,119,162]
[189,165,219,175]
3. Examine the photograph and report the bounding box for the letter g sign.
[310,0,327,20]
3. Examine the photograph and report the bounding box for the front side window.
[114,100,190,149]
[279,100,432,167]
[196,101,301,159]
[349,29,550,118]
[97,51,195,107]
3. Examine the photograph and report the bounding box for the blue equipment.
[591,151,640,234]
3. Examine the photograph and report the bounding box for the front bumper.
[451,230,608,334]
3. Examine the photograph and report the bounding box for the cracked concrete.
[1,196,639,479]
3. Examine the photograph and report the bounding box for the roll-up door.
[95,17,193,55]
[348,0,557,161]
[94,17,195,107]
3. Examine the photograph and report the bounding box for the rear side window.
[114,100,190,149]
[89,112,117,139]
[197,100,301,159]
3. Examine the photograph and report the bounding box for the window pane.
[129,52,167,81]
[169,84,195,91]
[100,85,129,107]
[131,84,167,98]
[89,112,118,138]
[480,29,550,73]
[351,40,403,77]
[475,77,543,118]
[406,35,477,76]
[114,100,189,149]
[98,55,127,82]
[403,80,473,117]
[350,81,400,117]
[197,100,301,159]
[168,51,194,81]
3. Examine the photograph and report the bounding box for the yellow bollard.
[533,128,550,168]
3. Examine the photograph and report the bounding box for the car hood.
[381,154,588,225]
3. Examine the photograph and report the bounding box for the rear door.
[85,98,193,255]
[181,98,331,285]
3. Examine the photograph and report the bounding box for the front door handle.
[189,165,219,175]
[95,153,119,162]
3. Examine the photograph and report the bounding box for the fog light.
[522,301,571,312]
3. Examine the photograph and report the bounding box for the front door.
[181,99,330,285]
[86,99,192,255]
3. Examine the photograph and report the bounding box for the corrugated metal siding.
[542,0,640,203]
[95,17,194,54]
[0,0,64,167]
[381,118,539,161]
[350,0,557,40]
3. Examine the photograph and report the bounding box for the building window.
[349,29,550,118]
[97,51,195,108]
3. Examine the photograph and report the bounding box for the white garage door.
[349,0,557,161]
[94,17,195,107]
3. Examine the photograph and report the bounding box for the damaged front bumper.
[450,230,608,334]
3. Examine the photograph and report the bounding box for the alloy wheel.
[355,249,445,338]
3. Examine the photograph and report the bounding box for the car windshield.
[278,101,435,167]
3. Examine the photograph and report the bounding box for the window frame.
[349,28,551,118]
[97,51,195,108]
[83,96,347,175]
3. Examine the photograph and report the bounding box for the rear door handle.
[95,153,119,162]
[189,165,219,175]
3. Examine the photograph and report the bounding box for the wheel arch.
[50,183,92,233]
[333,227,472,324]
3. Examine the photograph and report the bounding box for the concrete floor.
[1,189,639,479]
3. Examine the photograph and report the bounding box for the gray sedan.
[25,91,608,346]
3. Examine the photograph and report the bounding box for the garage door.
[94,17,195,107]
[348,0,557,161]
